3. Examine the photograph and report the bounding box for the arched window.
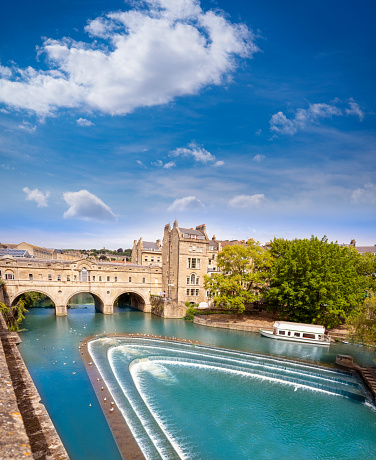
[82,267,88,282]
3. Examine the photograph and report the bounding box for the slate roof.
[179,227,206,239]
[0,249,31,258]
[142,241,161,251]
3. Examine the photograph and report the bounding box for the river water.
[18,298,376,460]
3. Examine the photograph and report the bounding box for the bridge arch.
[65,290,105,313]
[10,288,57,308]
[113,290,147,312]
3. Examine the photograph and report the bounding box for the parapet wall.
[0,313,69,459]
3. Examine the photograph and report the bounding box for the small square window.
[48,274,52,280]
[29,274,33,281]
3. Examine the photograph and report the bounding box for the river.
[18,297,376,459]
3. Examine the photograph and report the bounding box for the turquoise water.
[18,302,376,460]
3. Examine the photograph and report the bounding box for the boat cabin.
[273,321,326,341]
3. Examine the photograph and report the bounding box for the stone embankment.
[193,313,350,341]
[0,313,69,459]
[336,355,376,404]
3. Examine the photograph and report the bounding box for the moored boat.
[259,321,331,346]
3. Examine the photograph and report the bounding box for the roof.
[0,249,31,258]
[179,227,205,239]
[142,241,161,251]
[356,246,376,254]
[209,240,219,250]
[273,321,325,333]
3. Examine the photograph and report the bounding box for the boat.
[259,321,331,346]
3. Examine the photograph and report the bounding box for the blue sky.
[0,0,375,249]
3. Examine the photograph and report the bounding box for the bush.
[184,302,198,321]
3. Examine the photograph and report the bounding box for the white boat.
[259,321,331,346]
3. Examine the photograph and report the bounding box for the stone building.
[162,221,216,306]
[131,238,162,266]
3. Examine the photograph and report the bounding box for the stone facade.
[162,221,219,307]
[0,257,162,316]
[131,238,162,267]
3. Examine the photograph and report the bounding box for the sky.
[0,0,375,249]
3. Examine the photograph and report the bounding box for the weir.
[86,336,374,460]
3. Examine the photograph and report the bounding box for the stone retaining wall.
[0,313,69,459]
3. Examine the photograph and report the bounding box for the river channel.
[18,296,376,459]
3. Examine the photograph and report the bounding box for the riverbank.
[193,313,350,340]
[0,313,69,459]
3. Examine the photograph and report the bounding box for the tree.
[265,236,376,328]
[0,300,28,331]
[204,240,271,313]
[347,293,376,347]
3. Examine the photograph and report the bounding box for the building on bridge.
[0,256,163,316]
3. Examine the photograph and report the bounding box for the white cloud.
[23,187,50,207]
[0,0,257,117]
[253,154,265,162]
[270,102,343,136]
[63,190,117,222]
[214,160,225,167]
[167,195,205,211]
[170,141,216,163]
[137,160,145,167]
[17,121,37,133]
[229,194,265,208]
[76,118,95,126]
[255,128,262,136]
[345,98,364,121]
[351,183,376,204]
[163,161,176,169]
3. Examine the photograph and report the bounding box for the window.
[294,332,300,337]
[67,275,70,281]
[29,274,33,281]
[157,257,161,262]
[129,277,132,282]
[187,258,200,269]
[115,276,117,282]
[74,275,77,281]
[5,273,15,280]
[92,276,95,281]
[208,259,212,265]
[107,276,110,282]
[186,276,190,285]
[143,277,146,283]
[57,275,61,281]
[190,273,199,285]
[155,278,158,284]
[186,288,190,295]
[303,333,315,339]
[99,276,102,281]
[192,245,196,252]
[151,257,154,262]
[278,330,285,335]
[82,267,88,282]
[196,289,199,296]
[189,246,192,252]
[145,256,148,261]
[190,288,195,296]
[48,274,52,280]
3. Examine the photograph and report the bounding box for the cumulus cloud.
[253,154,265,162]
[270,99,364,136]
[214,160,225,167]
[170,141,215,163]
[63,189,117,221]
[23,187,50,207]
[0,0,257,117]
[167,195,204,211]
[350,183,376,204]
[76,118,95,126]
[229,194,265,208]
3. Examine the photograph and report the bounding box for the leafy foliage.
[265,236,376,328]
[0,300,28,331]
[347,293,376,347]
[204,240,271,313]
[184,302,198,321]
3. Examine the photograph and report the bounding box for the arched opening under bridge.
[114,292,146,312]
[67,292,105,314]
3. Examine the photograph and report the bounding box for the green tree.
[204,240,271,313]
[347,293,376,347]
[265,236,376,328]
[0,300,28,331]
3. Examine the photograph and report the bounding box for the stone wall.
[0,313,69,459]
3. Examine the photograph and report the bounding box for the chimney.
[350,239,356,247]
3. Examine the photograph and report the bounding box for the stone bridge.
[0,256,163,316]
